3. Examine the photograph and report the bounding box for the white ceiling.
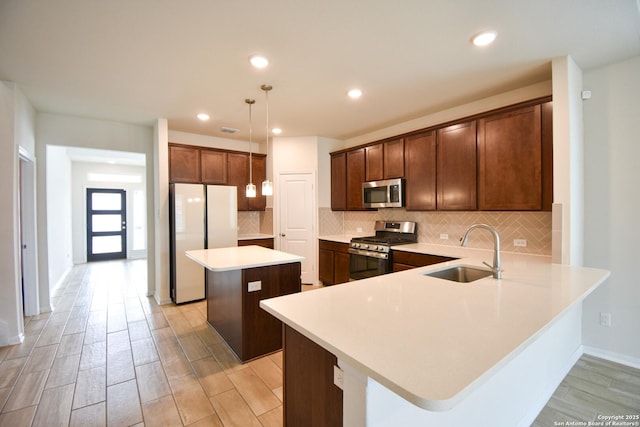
[1,0,639,144]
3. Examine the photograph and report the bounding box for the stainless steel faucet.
[460,224,503,279]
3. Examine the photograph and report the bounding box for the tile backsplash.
[319,208,551,255]
[237,208,273,236]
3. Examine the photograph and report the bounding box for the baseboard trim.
[583,345,640,370]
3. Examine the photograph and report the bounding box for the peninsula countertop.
[260,253,609,411]
[186,245,304,272]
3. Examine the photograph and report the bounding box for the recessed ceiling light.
[472,31,497,47]
[249,55,269,68]
[347,88,363,99]
[272,127,282,135]
[197,113,210,121]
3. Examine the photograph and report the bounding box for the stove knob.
[362,244,369,249]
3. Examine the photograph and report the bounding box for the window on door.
[87,188,127,261]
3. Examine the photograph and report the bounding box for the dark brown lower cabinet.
[319,240,350,285]
[392,250,456,272]
[284,325,343,427]
[237,238,274,249]
[206,262,300,362]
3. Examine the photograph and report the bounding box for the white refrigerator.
[170,184,237,303]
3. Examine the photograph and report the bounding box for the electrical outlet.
[356,227,363,233]
[248,280,262,292]
[513,239,527,247]
[440,234,449,240]
[600,312,611,327]
[333,365,344,390]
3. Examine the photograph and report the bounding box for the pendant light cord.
[245,98,255,183]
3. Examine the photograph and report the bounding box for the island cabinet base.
[206,262,301,362]
[284,325,343,427]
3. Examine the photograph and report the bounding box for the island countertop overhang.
[260,255,610,411]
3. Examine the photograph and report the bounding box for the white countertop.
[237,233,275,240]
[260,252,609,411]
[186,245,304,272]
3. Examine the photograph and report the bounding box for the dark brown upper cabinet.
[365,144,383,181]
[201,150,228,184]
[383,138,405,179]
[477,105,542,210]
[365,139,404,182]
[248,155,266,211]
[347,148,368,210]
[404,132,436,210]
[437,121,477,210]
[169,145,201,183]
[330,153,347,211]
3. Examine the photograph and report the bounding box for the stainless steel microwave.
[362,178,404,208]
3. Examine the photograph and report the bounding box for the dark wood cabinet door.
[248,155,266,211]
[169,145,201,183]
[405,132,436,210]
[284,325,343,427]
[227,153,249,211]
[365,144,383,181]
[383,138,405,179]
[478,105,542,210]
[330,153,347,211]
[238,238,274,249]
[346,148,367,210]
[318,247,335,284]
[334,252,351,284]
[437,121,477,210]
[541,101,553,211]
[201,150,228,184]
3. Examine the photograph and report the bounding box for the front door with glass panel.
[87,188,127,261]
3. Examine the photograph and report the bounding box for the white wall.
[168,130,260,153]
[46,146,73,290]
[0,82,24,345]
[552,56,585,266]
[582,55,640,364]
[35,113,155,302]
[71,161,147,263]
[344,81,552,148]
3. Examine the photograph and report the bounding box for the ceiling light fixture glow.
[249,55,269,68]
[347,88,363,99]
[271,127,282,135]
[472,31,497,47]
[197,113,210,121]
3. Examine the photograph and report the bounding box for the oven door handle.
[348,248,389,260]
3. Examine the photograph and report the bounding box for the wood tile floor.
[532,354,640,426]
[1,260,638,426]
[0,260,283,426]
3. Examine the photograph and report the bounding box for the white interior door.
[278,172,315,284]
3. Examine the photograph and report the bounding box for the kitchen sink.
[423,265,493,283]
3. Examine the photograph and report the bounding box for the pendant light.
[261,84,273,196]
[245,98,256,198]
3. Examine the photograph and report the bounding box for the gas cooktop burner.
[349,220,417,253]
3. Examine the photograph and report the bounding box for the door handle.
[280,233,286,237]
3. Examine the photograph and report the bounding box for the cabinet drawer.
[319,240,350,253]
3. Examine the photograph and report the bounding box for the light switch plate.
[248,280,262,292]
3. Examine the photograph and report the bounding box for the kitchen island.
[261,252,610,427]
[187,245,303,362]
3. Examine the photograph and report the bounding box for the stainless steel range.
[349,220,417,280]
